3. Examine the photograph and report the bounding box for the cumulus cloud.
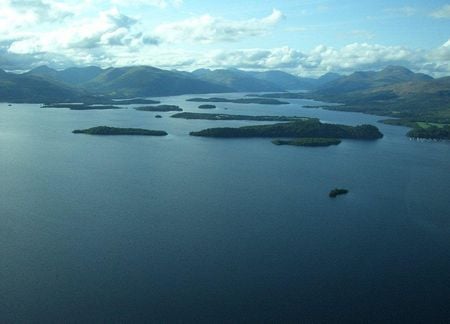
[433,39,450,58]
[153,9,284,43]
[7,0,74,22]
[0,1,449,78]
[179,43,423,76]
[0,42,75,71]
[8,8,144,54]
[308,43,420,72]
[431,4,450,18]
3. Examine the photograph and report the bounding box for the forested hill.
[2,64,447,113]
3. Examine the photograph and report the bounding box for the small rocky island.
[198,104,216,109]
[135,105,183,112]
[329,188,349,198]
[73,126,168,136]
[272,138,341,147]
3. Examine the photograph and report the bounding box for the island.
[198,104,216,109]
[329,188,349,198]
[42,103,122,110]
[43,98,161,107]
[110,98,160,105]
[171,112,309,122]
[135,105,183,112]
[186,97,289,105]
[190,119,383,140]
[155,115,162,118]
[272,138,341,147]
[72,126,168,136]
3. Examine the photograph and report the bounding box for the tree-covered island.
[73,126,168,136]
[42,103,122,110]
[198,104,216,109]
[187,97,289,105]
[272,138,341,147]
[135,105,183,112]
[42,98,161,109]
[190,119,383,140]
[329,188,349,198]
[171,112,309,122]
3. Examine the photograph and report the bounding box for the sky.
[1,0,450,76]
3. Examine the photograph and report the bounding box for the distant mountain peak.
[382,65,412,72]
[31,65,57,73]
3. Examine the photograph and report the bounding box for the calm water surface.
[1,94,449,322]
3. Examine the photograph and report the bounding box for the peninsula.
[382,119,450,140]
[73,126,168,136]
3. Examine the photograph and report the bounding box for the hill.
[81,66,231,98]
[0,69,87,103]
[316,66,433,95]
[191,68,284,92]
[246,70,316,90]
[26,65,104,86]
[259,66,450,127]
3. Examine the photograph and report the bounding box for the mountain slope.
[191,69,284,92]
[305,68,449,122]
[84,66,232,97]
[0,69,87,103]
[315,72,342,86]
[317,66,433,94]
[247,70,316,90]
[26,65,104,86]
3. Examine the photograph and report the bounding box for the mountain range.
[301,66,450,122]
[0,65,343,103]
[1,64,449,126]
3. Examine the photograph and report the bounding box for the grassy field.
[415,122,448,129]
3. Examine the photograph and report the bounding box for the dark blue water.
[1,95,449,323]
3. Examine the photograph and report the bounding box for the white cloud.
[201,47,305,70]
[430,39,450,62]
[153,9,284,43]
[7,0,74,21]
[431,4,450,18]
[8,8,143,54]
[0,1,449,78]
[309,43,419,72]
[121,43,434,77]
[4,40,450,77]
